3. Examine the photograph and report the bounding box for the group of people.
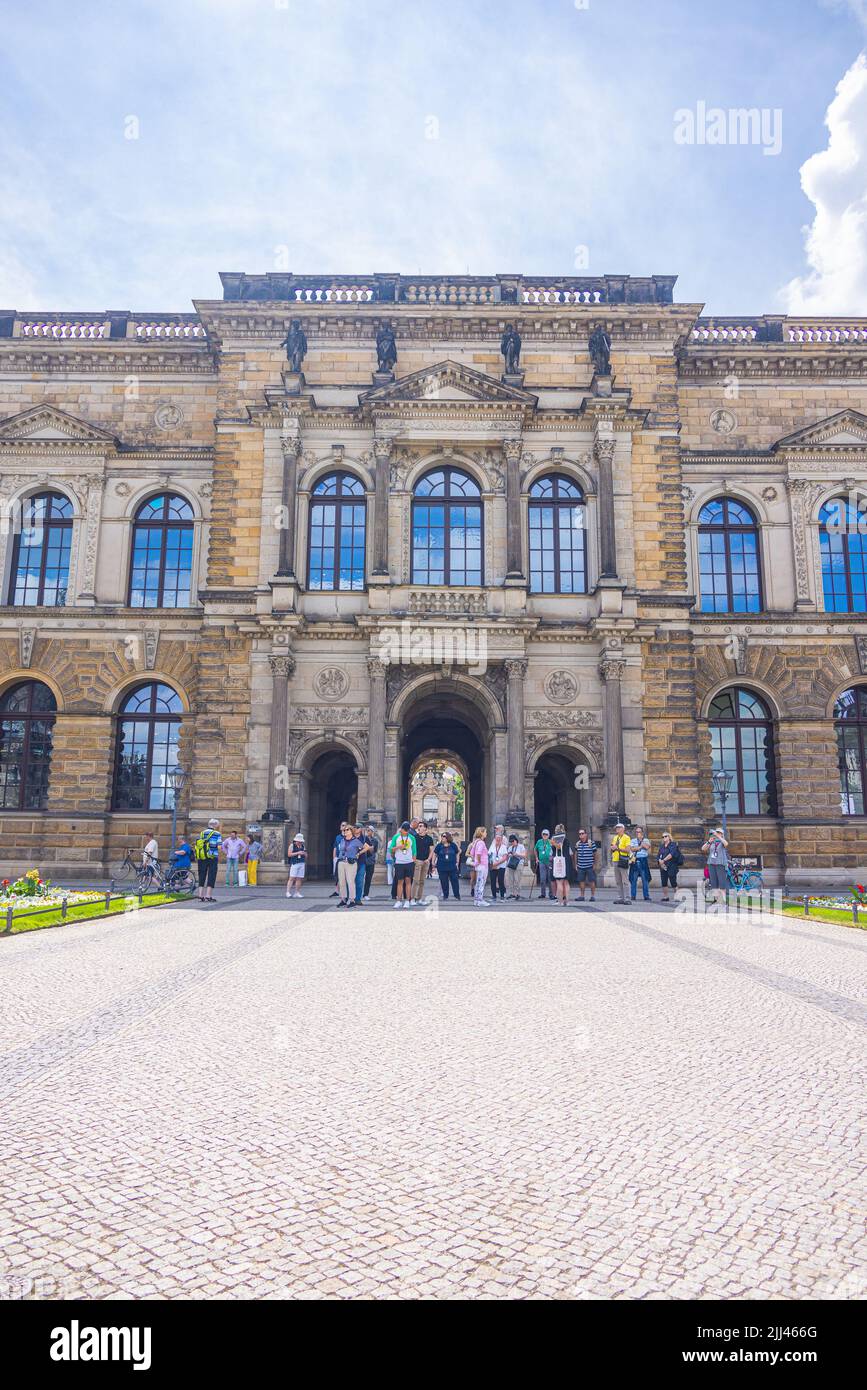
[145,818,734,908]
[141,822,264,903]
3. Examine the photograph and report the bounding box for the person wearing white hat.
[286,832,307,898]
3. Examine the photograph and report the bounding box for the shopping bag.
[238,868,248,886]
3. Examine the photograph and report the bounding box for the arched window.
[708,687,776,816]
[0,681,56,810]
[307,472,366,591]
[819,498,867,613]
[129,494,194,608]
[412,467,482,586]
[9,492,73,607]
[528,474,587,593]
[422,794,440,821]
[114,682,182,811]
[698,498,762,613]
[834,686,867,815]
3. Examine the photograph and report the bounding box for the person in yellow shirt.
[610,822,632,904]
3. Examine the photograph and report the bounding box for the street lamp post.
[712,768,734,841]
[167,765,188,866]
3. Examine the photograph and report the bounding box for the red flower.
[858,885,865,894]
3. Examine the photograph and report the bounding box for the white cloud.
[780,51,867,313]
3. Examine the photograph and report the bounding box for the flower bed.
[0,869,101,914]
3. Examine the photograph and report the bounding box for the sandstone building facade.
[1,272,866,885]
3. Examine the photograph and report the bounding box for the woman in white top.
[504,835,526,899]
[551,825,570,905]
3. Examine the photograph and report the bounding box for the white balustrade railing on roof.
[691,323,758,341]
[401,283,498,304]
[785,323,867,343]
[18,319,109,339]
[290,285,374,302]
[692,318,867,344]
[133,321,206,338]
[522,287,604,304]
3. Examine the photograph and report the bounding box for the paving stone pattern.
[1,896,865,1300]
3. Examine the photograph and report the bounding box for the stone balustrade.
[407,588,487,616]
[288,285,375,302]
[522,286,604,304]
[132,320,206,338]
[692,316,867,344]
[0,312,208,342]
[399,282,498,304]
[17,318,110,339]
[785,322,867,343]
[691,321,759,342]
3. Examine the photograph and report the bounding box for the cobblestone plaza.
[2,893,864,1301]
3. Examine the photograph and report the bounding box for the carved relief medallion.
[313,666,350,701]
[544,669,579,704]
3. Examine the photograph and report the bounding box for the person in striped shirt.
[573,828,598,902]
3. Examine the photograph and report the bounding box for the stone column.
[277,432,301,577]
[504,438,524,580]
[75,473,106,604]
[600,654,626,822]
[366,657,388,816]
[263,652,295,820]
[785,477,817,611]
[505,658,530,823]
[595,436,618,579]
[372,436,391,576]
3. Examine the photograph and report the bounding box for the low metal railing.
[1,880,193,935]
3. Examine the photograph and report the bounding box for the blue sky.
[1,0,866,315]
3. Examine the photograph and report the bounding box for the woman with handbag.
[629,826,652,903]
[551,826,570,905]
[336,824,365,908]
[505,834,526,899]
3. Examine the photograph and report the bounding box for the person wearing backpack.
[195,818,222,903]
[657,831,683,902]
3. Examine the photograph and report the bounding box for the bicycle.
[135,855,195,895]
[115,848,140,880]
[703,858,764,897]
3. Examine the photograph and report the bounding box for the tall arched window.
[114,682,182,811]
[819,498,867,613]
[412,467,482,586]
[528,474,587,593]
[698,498,762,613]
[834,686,867,815]
[307,472,366,591]
[9,492,73,607]
[0,681,56,810]
[129,494,194,608]
[708,687,777,816]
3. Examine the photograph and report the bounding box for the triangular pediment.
[773,410,867,451]
[0,404,118,444]
[359,360,538,409]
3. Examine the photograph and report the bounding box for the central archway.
[392,675,503,841]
